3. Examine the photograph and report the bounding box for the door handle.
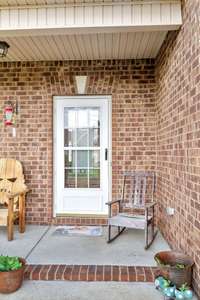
[105,148,108,161]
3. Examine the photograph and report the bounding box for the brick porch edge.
[24,265,159,282]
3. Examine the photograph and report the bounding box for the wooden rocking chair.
[106,171,157,249]
[0,158,28,241]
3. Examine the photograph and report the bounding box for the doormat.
[52,226,103,237]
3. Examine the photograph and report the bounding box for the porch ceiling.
[4,31,167,61]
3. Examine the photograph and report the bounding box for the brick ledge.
[24,265,159,282]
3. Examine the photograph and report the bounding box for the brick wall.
[156,0,200,295]
[0,59,156,225]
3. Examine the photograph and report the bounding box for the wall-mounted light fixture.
[0,41,10,57]
[75,76,88,94]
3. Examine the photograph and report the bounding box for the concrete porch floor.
[0,282,173,300]
[0,225,170,265]
[0,226,198,300]
[1,282,199,300]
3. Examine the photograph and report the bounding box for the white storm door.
[54,96,110,215]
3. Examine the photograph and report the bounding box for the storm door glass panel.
[64,107,100,188]
[89,150,100,168]
[77,169,88,188]
[89,169,100,188]
[77,129,88,147]
[64,129,76,147]
[77,151,88,168]
[64,150,75,168]
[64,169,76,188]
[89,150,100,188]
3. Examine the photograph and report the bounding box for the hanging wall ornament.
[4,101,19,137]
[4,104,14,126]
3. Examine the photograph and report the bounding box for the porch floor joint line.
[25,226,51,260]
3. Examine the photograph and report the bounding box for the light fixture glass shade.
[0,41,10,57]
[75,76,88,94]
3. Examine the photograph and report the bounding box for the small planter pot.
[155,276,170,290]
[154,251,194,288]
[184,289,193,299]
[174,288,194,300]
[175,289,185,300]
[0,258,26,294]
[163,285,176,298]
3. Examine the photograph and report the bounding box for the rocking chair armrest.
[145,202,157,209]
[106,199,121,206]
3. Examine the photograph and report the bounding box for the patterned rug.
[52,226,103,237]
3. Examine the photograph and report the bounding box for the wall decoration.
[3,101,19,137]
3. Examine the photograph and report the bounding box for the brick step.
[24,265,159,282]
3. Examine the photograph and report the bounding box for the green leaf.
[179,283,189,292]
[0,263,7,271]
[0,256,22,272]
[176,263,185,269]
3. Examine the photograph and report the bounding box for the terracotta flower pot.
[154,251,194,288]
[0,258,26,294]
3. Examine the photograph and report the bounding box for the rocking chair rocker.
[106,171,157,249]
[0,158,28,241]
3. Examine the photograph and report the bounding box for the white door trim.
[53,95,112,217]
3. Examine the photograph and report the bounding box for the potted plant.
[175,283,193,300]
[0,256,26,294]
[154,251,194,288]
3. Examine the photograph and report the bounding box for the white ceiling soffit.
[3,31,167,61]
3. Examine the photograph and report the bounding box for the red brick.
[120,266,129,281]
[96,266,104,281]
[79,265,88,281]
[63,265,73,280]
[37,265,50,280]
[104,266,112,281]
[112,266,120,281]
[31,265,43,280]
[55,265,66,280]
[128,266,136,281]
[47,265,59,280]
[135,266,145,282]
[88,265,96,281]
[24,265,35,280]
[71,265,81,281]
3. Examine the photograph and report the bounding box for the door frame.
[53,95,112,217]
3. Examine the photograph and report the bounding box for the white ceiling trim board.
[0,2,182,35]
[0,1,182,10]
